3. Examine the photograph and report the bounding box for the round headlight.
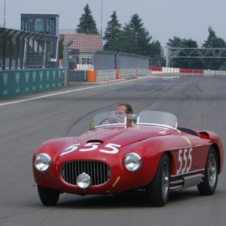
[77,173,91,189]
[34,153,51,172]
[124,153,142,172]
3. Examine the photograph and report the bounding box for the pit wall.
[87,69,152,82]
[149,67,226,75]
[0,69,63,99]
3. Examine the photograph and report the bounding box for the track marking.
[0,79,139,107]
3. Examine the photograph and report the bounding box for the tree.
[149,40,164,66]
[59,41,64,59]
[118,23,138,53]
[103,11,122,51]
[103,12,165,66]
[76,4,99,34]
[129,14,152,56]
[202,27,226,70]
[167,37,205,69]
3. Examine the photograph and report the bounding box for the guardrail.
[149,66,226,75]
[0,68,63,99]
[86,69,153,82]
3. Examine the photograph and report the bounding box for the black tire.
[37,185,60,206]
[197,147,218,195]
[146,154,170,207]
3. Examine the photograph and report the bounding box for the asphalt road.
[0,75,226,226]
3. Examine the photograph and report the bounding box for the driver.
[109,103,134,125]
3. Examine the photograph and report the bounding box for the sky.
[0,0,226,49]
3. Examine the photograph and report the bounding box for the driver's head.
[115,103,133,120]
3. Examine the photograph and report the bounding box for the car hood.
[75,125,172,147]
[35,125,173,160]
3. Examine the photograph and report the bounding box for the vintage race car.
[33,110,224,207]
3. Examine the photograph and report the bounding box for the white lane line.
[0,79,138,107]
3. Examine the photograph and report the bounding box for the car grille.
[61,161,110,186]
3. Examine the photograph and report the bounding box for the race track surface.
[0,75,226,226]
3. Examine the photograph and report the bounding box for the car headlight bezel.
[34,153,52,172]
[124,153,142,172]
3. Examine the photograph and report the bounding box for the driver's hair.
[118,103,133,114]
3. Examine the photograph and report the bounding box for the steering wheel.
[99,118,110,125]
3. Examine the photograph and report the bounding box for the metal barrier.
[0,68,63,99]
[92,50,117,70]
[95,70,117,81]
[0,27,58,70]
[137,69,153,76]
[116,52,149,69]
[69,70,86,81]
[118,69,136,79]
[86,69,153,82]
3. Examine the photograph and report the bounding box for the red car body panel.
[33,123,224,195]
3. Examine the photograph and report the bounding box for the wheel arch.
[164,151,172,164]
[211,143,220,174]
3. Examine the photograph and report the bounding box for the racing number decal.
[100,143,121,154]
[80,143,99,152]
[61,144,80,156]
[61,143,121,156]
[176,148,193,175]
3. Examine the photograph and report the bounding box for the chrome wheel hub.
[207,154,217,187]
[162,162,169,198]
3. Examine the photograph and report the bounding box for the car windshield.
[137,110,177,129]
[91,110,177,130]
[90,111,127,129]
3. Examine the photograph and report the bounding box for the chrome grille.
[61,161,110,186]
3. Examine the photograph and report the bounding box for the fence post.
[63,40,73,88]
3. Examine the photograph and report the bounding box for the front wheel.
[146,154,170,207]
[37,185,60,206]
[197,147,218,195]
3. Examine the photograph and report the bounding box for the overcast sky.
[0,0,225,48]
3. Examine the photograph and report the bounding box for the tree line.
[75,4,226,70]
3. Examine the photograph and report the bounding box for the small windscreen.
[91,111,126,129]
[137,110,177,129]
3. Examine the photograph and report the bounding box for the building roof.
[63,33,102,53]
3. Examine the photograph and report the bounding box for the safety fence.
[116,52,149,69]
[76,64,94,70]
[92,51,117,70]
[118,69,136,79]
[0,27,58,70]
[0,68,63,99]
[95,70,117,82]
[149,66,226,75]
[70,51,150,71]
[69,70,86,81]
[86,69,152,82]
[137,69,153,76]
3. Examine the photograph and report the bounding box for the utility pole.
[3,0,6,28]
[101,0,103,49]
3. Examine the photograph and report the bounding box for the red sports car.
[33,110,224,207]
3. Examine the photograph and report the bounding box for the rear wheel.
[37,185,60,206]
[146,154,170,207]
[197,147,218,195]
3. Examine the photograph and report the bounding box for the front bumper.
[33,158,157,195]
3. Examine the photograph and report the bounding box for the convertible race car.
[33,110,224,207]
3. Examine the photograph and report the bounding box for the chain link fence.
[0,27,58,70]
